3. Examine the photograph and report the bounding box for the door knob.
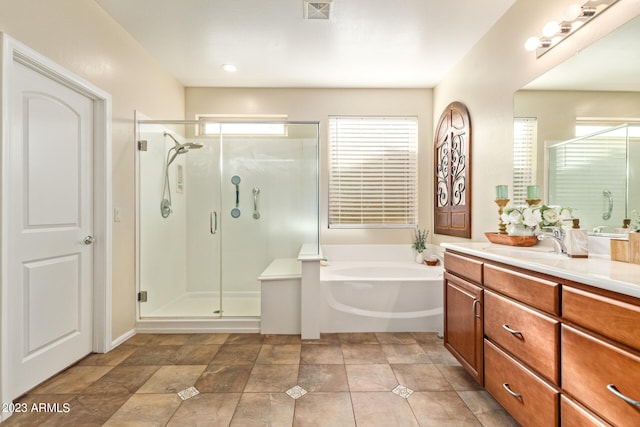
[83,235,96,245]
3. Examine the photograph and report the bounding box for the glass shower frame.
[547,123,640,232]
[135,119,319,319]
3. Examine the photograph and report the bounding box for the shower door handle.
[210,211,218,235]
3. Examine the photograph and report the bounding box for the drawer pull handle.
[502,383,522,399]
[607,384,640,407]
[502,324,523,337]
[472,299,481,318]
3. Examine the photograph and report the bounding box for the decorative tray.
[484,232,538,247]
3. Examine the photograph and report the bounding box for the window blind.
[328,116,418,228]
[513,118,537,205]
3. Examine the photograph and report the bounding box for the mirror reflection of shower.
[160,132,204,218]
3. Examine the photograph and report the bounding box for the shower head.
[164,132,204,166]
[163,132,204,150]
[184,142,204,149]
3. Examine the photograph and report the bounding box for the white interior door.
[6,58,94,399]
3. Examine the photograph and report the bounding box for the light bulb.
[524,36,540,51]
[563,3,582,21]
[543,21,560,37]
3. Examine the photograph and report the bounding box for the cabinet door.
[444,271,483,385]
[485,340,559,427]
[484,290,560,384]
[562,325,640,427]
[563,285,640,352]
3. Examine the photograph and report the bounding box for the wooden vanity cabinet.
[444,248,640,426]
[443,252,484,385]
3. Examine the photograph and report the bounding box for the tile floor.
[2,332,519,426]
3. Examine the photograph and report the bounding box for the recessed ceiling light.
[222,64,237,73]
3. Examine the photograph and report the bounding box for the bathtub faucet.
[536,227,567,255]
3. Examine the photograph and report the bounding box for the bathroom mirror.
[514,15,640,233]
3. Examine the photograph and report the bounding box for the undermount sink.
[481,245,564,260]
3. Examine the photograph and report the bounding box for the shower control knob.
[83,235,96,245]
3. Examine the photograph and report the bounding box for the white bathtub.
[318,245,444,334]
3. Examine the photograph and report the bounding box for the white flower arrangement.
[501,204,573,234]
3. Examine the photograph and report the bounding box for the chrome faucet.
[537,227,567,255]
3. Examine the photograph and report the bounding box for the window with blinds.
[328,116,418,228]
[513,117,537,205]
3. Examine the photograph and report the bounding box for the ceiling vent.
[304,1,332,20]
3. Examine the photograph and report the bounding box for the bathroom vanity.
[442,242,640,427]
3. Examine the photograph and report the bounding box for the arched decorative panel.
[434,102,471,238]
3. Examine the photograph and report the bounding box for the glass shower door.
[184,135,223,316]
[137,123,222,318]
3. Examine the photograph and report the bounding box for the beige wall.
[186,87,433,245]
[433,0,640,244]
[0,0,185,340]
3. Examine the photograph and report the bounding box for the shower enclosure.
[136,119,319,321]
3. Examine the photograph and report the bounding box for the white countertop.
[441,242,640,299]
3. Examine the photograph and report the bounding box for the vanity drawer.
[561,395,611,427]
[484,263,559,315]
[562,325,640,427]
[484,339,559,427]
[562,285,640,351]
[484,290,559,383]
[444,251,483,284]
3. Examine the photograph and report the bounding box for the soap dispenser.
[564,218,589,258]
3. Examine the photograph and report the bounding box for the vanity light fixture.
[524,0,619,57]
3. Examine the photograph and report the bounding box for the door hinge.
[138,291,148,302]
[137,140,148,151]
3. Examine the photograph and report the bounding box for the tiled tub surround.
[1,332,517,426]
[317,245,444,334]
[442,242,640,426]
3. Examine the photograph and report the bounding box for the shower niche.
[136,119,319,320]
